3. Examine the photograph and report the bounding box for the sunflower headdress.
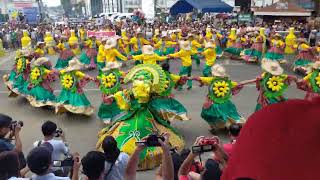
[124,64,167,94]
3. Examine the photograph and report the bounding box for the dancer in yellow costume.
[118,30,130,55]
[104,37,127,65]
[226,28,236,48]
[97,38,107,70]
[97,64,186,170]
[44,32,56,55]
[0,38,5,57]
[285,27,297,54]
[129,29,150,56]
[68,30,81,55]
[200,40,216,77]
[132,45,168,64]
[34,42,46,58]
[21,30,32,50]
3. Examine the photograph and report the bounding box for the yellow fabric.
[57,42,65,50]
[35,48,44,57]
[68,31,78,46]
[170,74,181,83]
[21,31,31,49]
[304,73,312,81]
[79,29,85,41]
[191,40,202,50]
[129,37,150,51]
[75,71,85,79]
[202,48,216,66]
[105,48,127,62]
[227,28,236,48]
[44,34,55,55]
[97,45,105,63]
[271,40,284,47]
[114,91,130,110]
[316,47,320,53]
[231,81,237,88]
[285,27,297,54]
[199,77,214,85]
[300,43,310,50]
[132,54,167,64]
[169,49,197,67]
[206,31,213,39]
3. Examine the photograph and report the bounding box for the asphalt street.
[0,50,304,178]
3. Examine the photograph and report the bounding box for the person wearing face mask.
[97,64,187,170]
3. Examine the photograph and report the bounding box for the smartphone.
[53,160,62,167]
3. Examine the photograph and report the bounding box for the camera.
[53,156,74,167]
[55,128,63,137]
[135,134,165,147]
[192,137,219,154]
[10,121,23,131]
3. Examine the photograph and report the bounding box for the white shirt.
[104,152,129,180]
[33,139,69,160]
[31,173,70,180]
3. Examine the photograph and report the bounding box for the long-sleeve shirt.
[132,54,167,64]
[105,48,127,62]
[202,47,216,66]
[154,40,177,50]
[169,49,197,67]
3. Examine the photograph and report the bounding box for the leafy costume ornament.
[95,63,124,124]
[55,58,94,115]
[254,61,295,111]
[97,64,186,170]
[196,65,245,131]
[297,62,320,101]
[26,57,57,107]
[3,52,31,97]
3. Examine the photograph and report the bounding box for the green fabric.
[57,89,91,107]
[255,97,284,112]
[79,52,97,65]
[264,52,284,61]
[148,97,187,116]
[29,85,56,102]
[164,47,175,55]
[130,50,142,56]
[243,49,262,60]
[216,46,223,56]
[201,100,242,125]
[98,101,123,123]
[8,70,16,82]
[154,49,164,56]
[192,54,200,66]
[55,57,73,69]
[224,47,243,56]
[179,66,192,89]
[202,64,212,77]
[13,74,29,95]
[97,62,105,70]
[294,59,312,66]
[198,47,204,52]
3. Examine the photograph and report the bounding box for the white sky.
[44,0,61,7]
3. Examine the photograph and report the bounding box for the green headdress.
[124,64,167,94]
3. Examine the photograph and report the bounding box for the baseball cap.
[27,146,53,175]
[222,97,320,180]
[0,114,12,128]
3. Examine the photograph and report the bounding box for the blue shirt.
[0,138,14,152]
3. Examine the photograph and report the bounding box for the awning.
[170,0,233,15]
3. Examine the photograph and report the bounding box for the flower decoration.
[213,81,230,97]
[101,73,117,88]
[16,58,23,73]
[30,67,41,81]
[61,74,74,90]
[315,72,320,88]
[266,76,284,92]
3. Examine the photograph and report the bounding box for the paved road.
[0,51,304,178]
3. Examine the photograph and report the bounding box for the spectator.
[223,124,242,157]
[0,151,29,180]
[178,137,228,180]
[33,120,69,176]
[27,146,80,180]
[125,133,174,180]
[81,151,106,180]
[0,114,22,153]
[102,136,129,180]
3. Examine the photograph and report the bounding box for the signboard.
[87,31,116,39]
[238,14,251,22]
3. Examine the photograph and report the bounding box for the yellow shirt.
[105,48,127,62]
[97,45,105,63]
[129,37,150,51]
[133,54,167,64]
[191,40,202,51]
[57,42,64,50]
[202,47,216,66]
[154,40,177,49]
[170,49,197,67]
[35,48,45,57]
[170,74,181,84]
